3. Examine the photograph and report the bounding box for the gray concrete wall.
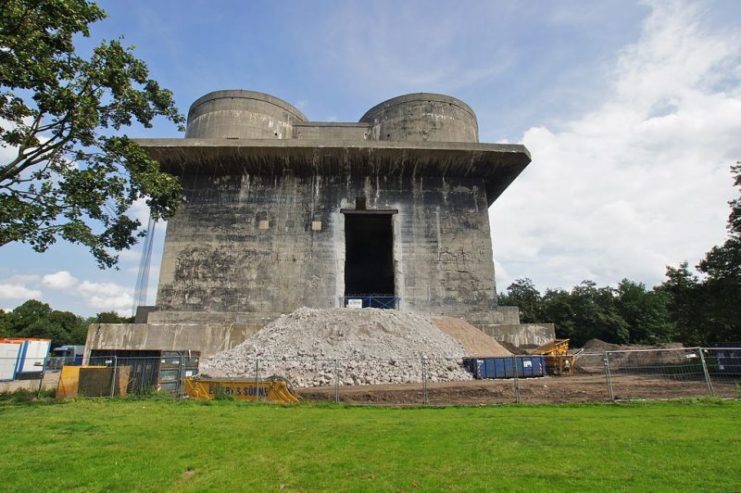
[156,172,497,319]
[293,123,371,140]
[360,93,478,143]
[186,90,307,140]
[479,323,556,348]
[84,323,261,359]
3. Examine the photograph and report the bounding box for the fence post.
[178,354,185,398]
[512,356,520,404]
[698,348,714,396]
[254,358,260,401]
[36,356,47,398]
[334,359,340,404]
[110,355,118,398]
[604,352,614,401]
[422,356,429,406]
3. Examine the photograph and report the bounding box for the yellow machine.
[531,339,574,375]
[183,376,300,403]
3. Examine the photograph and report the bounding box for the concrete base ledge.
[84,323,261,360]
[477,323,556,348]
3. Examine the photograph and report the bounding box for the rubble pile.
[203,307,474,387]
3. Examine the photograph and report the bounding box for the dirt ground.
[432,317,511,357]
[299,373,739,405]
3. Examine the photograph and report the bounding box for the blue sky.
[1,0,740,316]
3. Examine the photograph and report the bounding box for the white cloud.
[492,0,741,291]
[78,281,133,314]
[41,271,79,289]
[0,284,42,300]
[128,197,152,228]
[4,274,41,285]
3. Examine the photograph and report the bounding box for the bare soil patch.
[299,373,737,405]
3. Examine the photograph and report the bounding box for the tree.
[0,309,10,337]
[498,278,542,323]
[614,279,673,344]
[541,288,576,340]
[0,0,184,268]
[3,299,88,344]
[693,163,741,343]
[88,311,133,324]
[569,281,629,346]
[538,282,632,346]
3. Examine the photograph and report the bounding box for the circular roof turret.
[186,90,307,139]
[360,93,478,143]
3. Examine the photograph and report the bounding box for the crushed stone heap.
[202,307,491,387]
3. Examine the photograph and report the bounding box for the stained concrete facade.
[86,90,554,357]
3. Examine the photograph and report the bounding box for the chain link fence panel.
[1,346,739,403]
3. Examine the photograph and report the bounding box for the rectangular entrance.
[344,212,395,308]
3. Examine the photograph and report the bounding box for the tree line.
[500,163,740,347]
[0,300,132,346]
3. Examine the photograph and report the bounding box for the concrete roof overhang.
[134,138,531,205]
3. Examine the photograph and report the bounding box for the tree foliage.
[90,310,133,324]
[660,163,741,344]
[0,302,134,345]
[0,0,183,267]
[497,278,541,323]
[0,299,88,344]
[500,278,675,347]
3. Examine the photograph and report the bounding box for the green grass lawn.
[0,398,739,492]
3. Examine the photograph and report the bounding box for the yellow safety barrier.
[56,365,106,399]
[184,377,300,403]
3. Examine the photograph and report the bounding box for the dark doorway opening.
[344,213,394,301]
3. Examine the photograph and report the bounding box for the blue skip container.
[463,356,545,379]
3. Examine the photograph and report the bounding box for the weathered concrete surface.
[293,122,371,140]
[479,323,556,348]
[360,93,478,143]
[186,90,307,139]
[84,323,261,359]
[0,372,59,393]
[155,173,498,319]
[134,139,530,206]
[465,306,521,326]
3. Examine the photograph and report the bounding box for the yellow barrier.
[56,365,106,399]
[184,377,300,403]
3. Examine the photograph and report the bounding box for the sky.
[1,0,740,316]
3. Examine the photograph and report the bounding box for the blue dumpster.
[463,356,545,379]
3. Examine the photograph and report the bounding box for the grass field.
[0,397,739,492]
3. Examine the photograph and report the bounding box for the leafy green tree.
[4,299,87,344]
[539,282,631,346]
[88,311,133,324]
[660,263,706,345]
[0,0,183,268]
[615,279,674,344]
[0,309,10,337]
[498,278,542,322]
[660,164,741,345]
[541,288,576,340]
[570,281,629,346]
[693,163,741,343]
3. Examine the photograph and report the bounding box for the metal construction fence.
[1,347,739,404]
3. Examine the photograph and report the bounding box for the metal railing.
[343,295,399,309]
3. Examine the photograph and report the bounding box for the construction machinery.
[531,339,574,375]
